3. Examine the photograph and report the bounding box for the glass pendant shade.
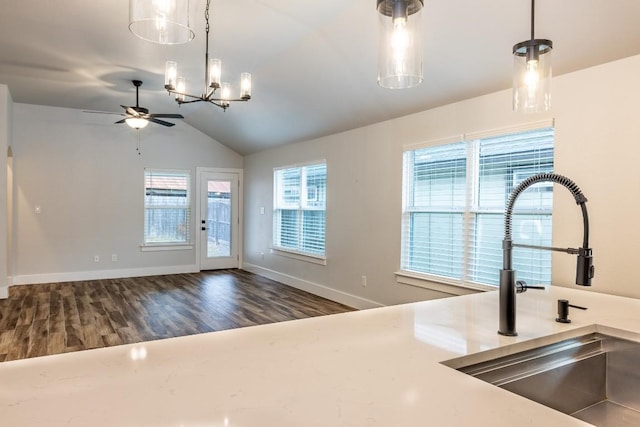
[175,76,186,102]
[125,117,149,129]
[513,39,552,113]
[208,59,222,89]
[164,60,178,89]
[220,82,231,107]
[377,0,424,89]
[129,0,195,45]
[240,73,252,100]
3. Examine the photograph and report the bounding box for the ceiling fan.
[86,80,184,129]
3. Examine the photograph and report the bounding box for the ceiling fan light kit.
[129,0,195,44]
[125,117,149,129]
[376,0,424,90]
[512,0,553,113]
[163,0,252,111]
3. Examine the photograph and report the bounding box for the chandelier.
[163,0,251,110]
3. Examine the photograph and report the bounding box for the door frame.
[195,167,243,271]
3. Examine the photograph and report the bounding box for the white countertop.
[2,285,639,426]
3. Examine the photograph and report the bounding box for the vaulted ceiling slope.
[1,1,639,155]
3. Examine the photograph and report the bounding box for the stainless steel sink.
[443,333,640,426]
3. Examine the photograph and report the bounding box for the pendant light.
[129,0,195,45]
[377,0,424,89]
[512,0,553,113]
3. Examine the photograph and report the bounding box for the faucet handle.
[515,280,545,293]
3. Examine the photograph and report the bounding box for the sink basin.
[443,332,640,426]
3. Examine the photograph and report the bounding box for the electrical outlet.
[260,252,265,260]
[94,255,100,263]
[111,254,117,262]
[259,207,265,214]
[361,275,367,287]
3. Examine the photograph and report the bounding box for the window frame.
[142,168,193,251]
[398,122,555,293]
[272,161,327,264]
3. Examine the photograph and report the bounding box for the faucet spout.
[498,173,594,336]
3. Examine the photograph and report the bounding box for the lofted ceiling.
[1,1,639,155]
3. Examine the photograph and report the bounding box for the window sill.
[271,248,327,265]
[140,244,193,252]
[395,270,494,296]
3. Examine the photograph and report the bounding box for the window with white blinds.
[144,169,191,245]
[273,162,327,257]
[401,127,554,287]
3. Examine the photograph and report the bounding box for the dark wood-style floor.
[0,269,354,362]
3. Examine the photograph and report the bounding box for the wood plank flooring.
[0,269,354,362]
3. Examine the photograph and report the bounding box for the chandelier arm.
[204,87,218,100]
[169,95,227,112]
[176,99,205,105]
[167,90,207,102]
[169,89,248,105]
[207,97,249,103]
[208,100,227,109]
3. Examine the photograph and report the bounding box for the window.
[273,162,327,257]
[401,127,554,287]
[144,169,191,245]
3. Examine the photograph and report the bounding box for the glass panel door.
[199,172,239,270]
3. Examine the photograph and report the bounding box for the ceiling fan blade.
[149,118,175,127]
[114,119,127,124]
[121,105,139,117]
[83,110,124,116]
[149,113,184,119]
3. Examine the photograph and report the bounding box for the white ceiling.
[1,1,639,154]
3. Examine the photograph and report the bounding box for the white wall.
[0,85,12,298]
[11,104,242,285]
[243,54,640,308]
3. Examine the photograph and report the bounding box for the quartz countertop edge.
[1,285,636,426]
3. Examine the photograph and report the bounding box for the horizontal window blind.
[402,141,466,279]
[274,162,326,256]
[144,169,191,244]
[401,127,554,287]
[471,128,554,285]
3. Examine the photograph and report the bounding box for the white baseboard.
[0,285,7,299]
[242,263,384,310]
[11,264,199,287]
